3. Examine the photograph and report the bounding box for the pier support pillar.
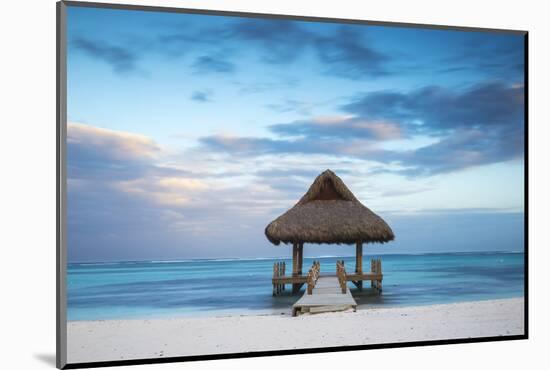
[297,242,303,275]
[292,242,304,294]
[355,242,363,291]
[292,243,298,276]
[355,242,363,274]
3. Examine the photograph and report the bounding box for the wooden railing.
[306,260,321,295]
[336,260,347,293]
[272,261,286,296]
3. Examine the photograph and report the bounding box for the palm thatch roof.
[265,169,394,245]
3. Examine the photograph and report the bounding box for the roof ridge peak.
[297,169,358,204]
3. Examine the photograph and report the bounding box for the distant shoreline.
[68,250,525,265]
[67,297,524,364]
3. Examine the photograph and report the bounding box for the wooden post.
[355,242,363,274]
[272,263,278,296]
[282,262,286,291]
[278,262,281,294]
[370,259,376,288]
[378,259,383,293]
[306,268,313,295]
[292,242,300,294]
[292,243,298,276]
[277,262,281,294]
[297,242,304,276]
[336,260,347,293]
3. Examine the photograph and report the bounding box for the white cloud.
[116,177,208,207]
[68,122,161,161]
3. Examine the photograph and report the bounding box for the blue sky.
[66,6,525,262]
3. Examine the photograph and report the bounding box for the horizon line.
[68,249,524,265]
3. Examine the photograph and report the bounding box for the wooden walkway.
[292,276,357,316]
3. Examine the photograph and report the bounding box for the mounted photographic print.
[56,1,528,368]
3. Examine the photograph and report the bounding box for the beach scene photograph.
[64,4,526,365]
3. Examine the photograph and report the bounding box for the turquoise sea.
[67,252,524,321]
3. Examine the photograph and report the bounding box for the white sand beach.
[67,297,524,364]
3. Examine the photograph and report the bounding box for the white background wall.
[1,0,548,369]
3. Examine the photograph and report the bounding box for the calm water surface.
[67,252,524,321]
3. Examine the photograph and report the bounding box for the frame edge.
[57,1,68,369]
[61,0,527,35]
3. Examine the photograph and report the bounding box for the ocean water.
[67,252,524,321]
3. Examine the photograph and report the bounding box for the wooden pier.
[292,276,357,316]
[273,258,383,297]
[274,259,384,316]
[292,261,357,316]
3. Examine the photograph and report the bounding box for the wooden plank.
[272,276,307,284]
[309,305,356,314]
[294,293,356,306]
[345,273,383,281]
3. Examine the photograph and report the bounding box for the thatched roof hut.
[265,169,394,246]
